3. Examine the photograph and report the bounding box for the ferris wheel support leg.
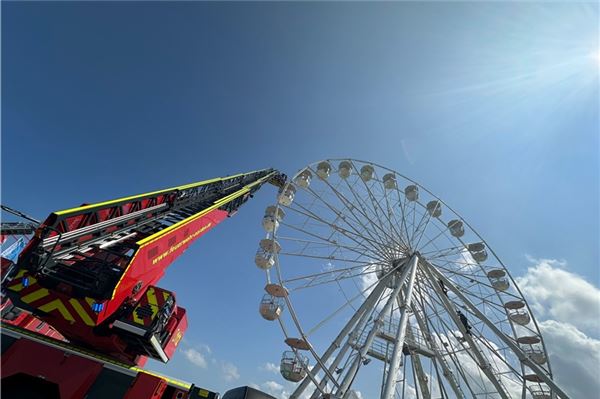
[381,254,419,399]
[336,256,417,398]
[290,280,388,399]
[410,303,466,399]
[406,329,431,399]
[419,261,511,399]
[310,283,389,399]
[423,261,572,399]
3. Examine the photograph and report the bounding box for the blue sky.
[2,2,598,397]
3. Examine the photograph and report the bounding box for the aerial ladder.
[1,168,286,399]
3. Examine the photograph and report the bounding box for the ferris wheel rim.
[288,158,553,377]
[258,158,556,399]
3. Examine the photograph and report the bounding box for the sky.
[2,2,599,398]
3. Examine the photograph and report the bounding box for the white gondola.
[278,184,297,206]
[294,170,312,188]
[504,300,525,310]
[426,200,442,217]
[467,242,488,262]
[285,337,311,350]
[517,335,541,345]
[382,173,397,190]
[530,387,551,399]
[487,269,509,291]
[280,351,309,382]
[509,308,531,325]
[405,185,418,201]
[360,165,374,181]
[259,294,284,321]
[255,239,281,270]
[265,283,289,298]
[262,206,285,232]
[447,219,464,237]
[524,346,547,365]
[524,374,544,383]
[338,161,352,179]
[316,161,332,180]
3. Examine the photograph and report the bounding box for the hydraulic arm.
[3,168,286,365]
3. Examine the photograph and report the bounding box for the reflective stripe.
[136,172,275,246]
[21,288,49,303]
[69,298,95,326]
[146,287,158,307]
[54,169,269,216]
[38,299,75,322]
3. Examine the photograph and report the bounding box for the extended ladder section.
[3,168,286,364]
[0,222,38,236]
[16,169,283,300]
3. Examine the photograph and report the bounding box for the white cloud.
[254,380,314,399]
[260,362,280,374]
[517,257,600,335]
[360,264,379,294]
[258,380,288,398]
[263,380,284,394]
[538,319,600,399]
[222,361,240,382]
[513,257,600,399]
[182,348,208,369]
[197,343,212,354]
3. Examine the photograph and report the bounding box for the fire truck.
[1,169,287,399]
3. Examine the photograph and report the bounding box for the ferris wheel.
[254,159,570,399]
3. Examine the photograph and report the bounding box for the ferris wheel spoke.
[306,166,404,255]
[276,233,382,263]
[413,292,479,398]
[424,261,569,398]
[279,251,377,265]
[282,263,383,291]
[419,245,466,259]
[279,219,379,262]
[409,205,435,250]
[290,199,394,259]
[473,333,525,387]
[394,182,414,250]
[433,270,524,306]
[300,180,398,258]
[415,225,457,255]
[418,271,504,335]
[342,176,410,252]
[292,279,390,399]
[369,185,408,251]
[348,160,407,249]
[414,272,512,399]
[422,256,510,399]
[380,182,411,250]
[304,270,392,337]
[284,203,389,261]
[417,263,512,398]
[417,284,497,397]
